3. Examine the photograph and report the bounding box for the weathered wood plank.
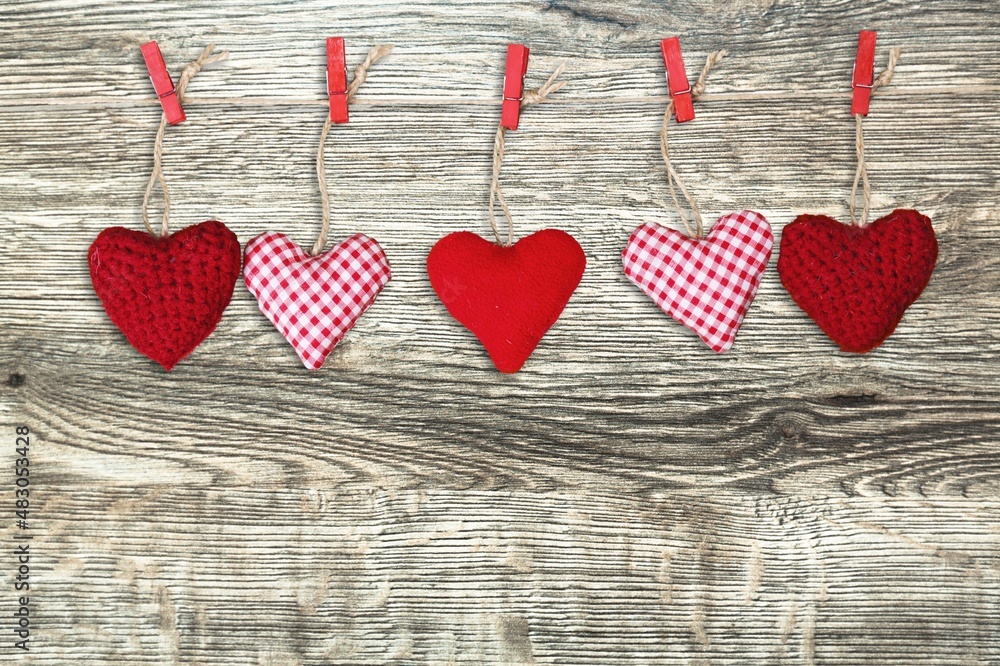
[6,353,1000,499]
[18,487,1000,664]
[0,0,998,103]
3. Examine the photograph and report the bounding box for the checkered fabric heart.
[622,210,773,352]
[244,231,391,369]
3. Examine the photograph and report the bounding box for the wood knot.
[7,373,25,388]
[773,412,808,442]
[827,392,878,407]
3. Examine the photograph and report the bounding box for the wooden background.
[2,0,999,663]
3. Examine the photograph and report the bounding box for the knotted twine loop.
[141,45,228,237]
[488,64,567,247]
[659,49,726,239]
[849,46,901,227]
[312,44,393,256]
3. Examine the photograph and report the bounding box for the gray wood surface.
[1,0,999,663]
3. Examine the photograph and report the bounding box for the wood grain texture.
[1,0,999,663]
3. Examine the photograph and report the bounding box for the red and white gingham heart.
[622,210,773,352]
[243,232,391,369]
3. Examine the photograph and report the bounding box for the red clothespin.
[327,36,349,124]
[140,41,186,125]
[501,43,530,131]
[661,37,695,123]
[851,30,878,116]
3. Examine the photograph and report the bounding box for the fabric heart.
[622,210,774,352]
[777,208,937,353]
[88,220,242,371]
[243,232,391,370]
[427,229,586,373]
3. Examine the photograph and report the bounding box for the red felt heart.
[88,221,242,370]
[777,209,938,353]
[427,229,586,373]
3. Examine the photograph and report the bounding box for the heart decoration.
[622,210,774,352]
[243,232,391,370]
[427,229,586,373]
[777,208,937,353]
[88,220,242,371]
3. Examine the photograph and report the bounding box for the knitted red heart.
[88,220,242,371]
[622,210,774,352]
[427,229,586,373]
[243,232,391,370]
[777,209,938,353]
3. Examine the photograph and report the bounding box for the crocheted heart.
[243,232,391,370]
[427,229,586,373]
[622,210,774,352]
[88,220,242,371]
[777,209,938,353]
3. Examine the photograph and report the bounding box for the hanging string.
[849,46,901,227]
[312,45,393,256]
[488,64,567,247]
[659,50,726,239]
[141,45,228,237]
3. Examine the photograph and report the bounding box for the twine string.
[488,64,567,246]
[141,45,228,237]
[659,50,726,239]
[849,46,900,227]
[313,45,393,256]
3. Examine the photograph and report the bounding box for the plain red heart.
[427,229,586,373]
[88,220,242,370]
[777,209,937,353]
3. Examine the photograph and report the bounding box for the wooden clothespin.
[661,37,695,123]
[851,30,878,116]
[501,43,530,130]
[327,36,349,124]
[140,41,186,125]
